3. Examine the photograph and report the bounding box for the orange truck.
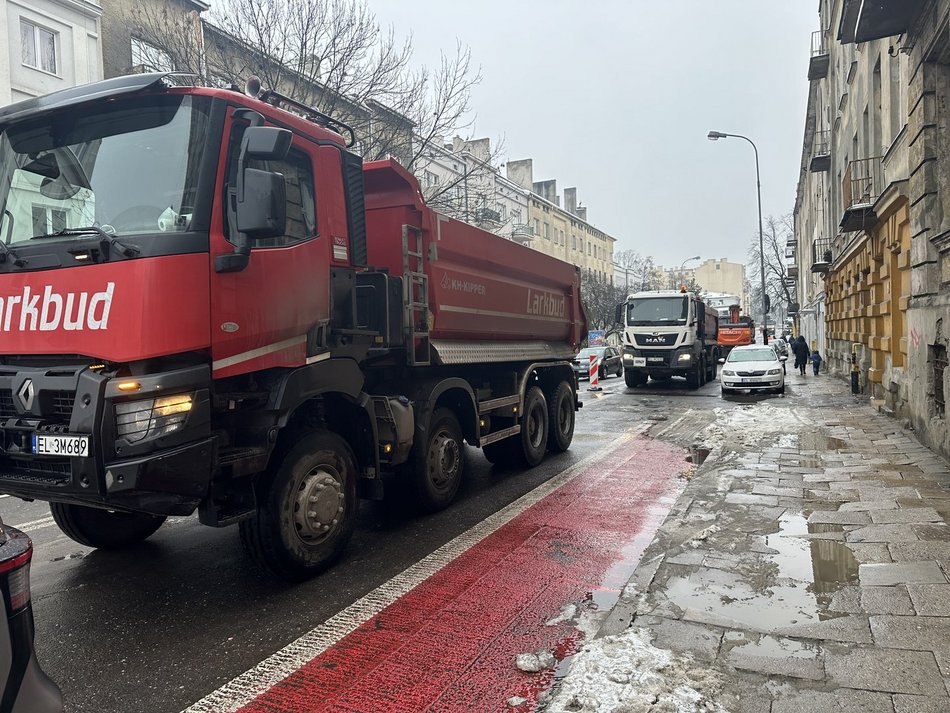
[717,304,755,357]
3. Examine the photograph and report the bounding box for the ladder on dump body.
[402,224,431,366]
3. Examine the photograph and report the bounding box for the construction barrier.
[588,354,602,391]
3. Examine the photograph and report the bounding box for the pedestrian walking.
[810,350,823,375]
[792,336,810,376]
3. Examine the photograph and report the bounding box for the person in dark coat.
[792,336,810,376]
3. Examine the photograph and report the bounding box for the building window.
[543,222,549,239]
[131,37,174,73]
[424,171,439,187]
[533,218,540,236]
[21,19,57,74]
[572,235,577,250]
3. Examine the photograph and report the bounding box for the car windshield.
[577,348,606,359]
[0,94,211,245]
[626,296,688,326]
[727,349,778,363]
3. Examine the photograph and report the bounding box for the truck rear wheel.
[518,386,549,467]
[546,380,575,453]
[411,408,465,512]
[240,430,358,581]
[49,503,166,549]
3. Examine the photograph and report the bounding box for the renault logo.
[17,380,34,411]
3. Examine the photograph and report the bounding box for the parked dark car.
[573,346,624,380]
[0,518,63,712]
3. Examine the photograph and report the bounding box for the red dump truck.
[0,73,586,580]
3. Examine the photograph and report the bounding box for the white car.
[719,344,786,395]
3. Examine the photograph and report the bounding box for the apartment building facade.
[2,0,102,105]
[792,0,948,459]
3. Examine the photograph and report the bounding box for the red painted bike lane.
[214,435,687,713]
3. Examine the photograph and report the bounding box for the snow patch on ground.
[544,627,729,713]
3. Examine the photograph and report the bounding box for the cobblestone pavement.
[600,373,950,712]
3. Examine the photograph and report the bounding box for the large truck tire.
[686,364,701,389]
[707,357,717,382]
[240,430,358,582]
[546,380,576,453]
[625,369,647,388]
[411,408,465,512]
[49,503,165,549]
[517,386,549,467]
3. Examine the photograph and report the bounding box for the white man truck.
[615,288,719,389]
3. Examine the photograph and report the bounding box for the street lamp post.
[675,255,700,290]
[707,130,768,345]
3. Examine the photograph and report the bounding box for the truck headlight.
[623,353,634,362]
[115,393,193,443]
[677,353,692,362]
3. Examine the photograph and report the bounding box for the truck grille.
[0,457,71,485]
[0,388,75,422]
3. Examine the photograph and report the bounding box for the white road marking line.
[183,429,647,713]
[14,516,55,533]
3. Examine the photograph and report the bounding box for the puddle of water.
[798,433,849,451]
[686,447,711,465]
[664,513,859,630]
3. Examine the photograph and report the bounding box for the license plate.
[741,377,756,383]
[647,357,664,363]
[633,357,646,367]
[32,434,89,457]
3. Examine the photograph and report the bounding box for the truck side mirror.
[216,123,292,273]
[236,168,286,239]
[614,304,623,324]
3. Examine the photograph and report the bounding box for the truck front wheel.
[686,364,701,389]
[240,430,358,581]
[411,408,465,512]
[625,370,647,387]
[49,503,166,549]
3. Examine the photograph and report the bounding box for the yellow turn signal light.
[117,381,141,392]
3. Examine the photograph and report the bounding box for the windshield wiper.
[0,211,26,267]
[31,226,139,259]
[0,241,26,267]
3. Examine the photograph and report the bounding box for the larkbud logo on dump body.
[0,283,115,332]
[526,288,565,318]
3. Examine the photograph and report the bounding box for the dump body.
[363,160,585,361]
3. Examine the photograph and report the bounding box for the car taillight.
[0,550,32,613]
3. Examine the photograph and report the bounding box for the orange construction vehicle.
[717,304,755,357]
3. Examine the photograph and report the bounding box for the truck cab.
[615,289,719,389]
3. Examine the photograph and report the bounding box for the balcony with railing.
[840,157,882,233]
[473,207,502,224]
[810,129,831,172]
[811,238,833,273]
[510,223,534,245]
[838,0,925,44]
[808,30,830,80]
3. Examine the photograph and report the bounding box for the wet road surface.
[2,372,773,712]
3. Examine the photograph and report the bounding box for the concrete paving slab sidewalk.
[554,373,950,711]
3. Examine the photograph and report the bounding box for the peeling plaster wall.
[904,0,950,459]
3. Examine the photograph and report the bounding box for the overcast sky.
[366,0,817,269]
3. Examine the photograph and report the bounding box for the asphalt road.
[1,371,778,712]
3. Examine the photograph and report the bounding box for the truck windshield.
[626,296,688,326]
[0,94,211,245]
